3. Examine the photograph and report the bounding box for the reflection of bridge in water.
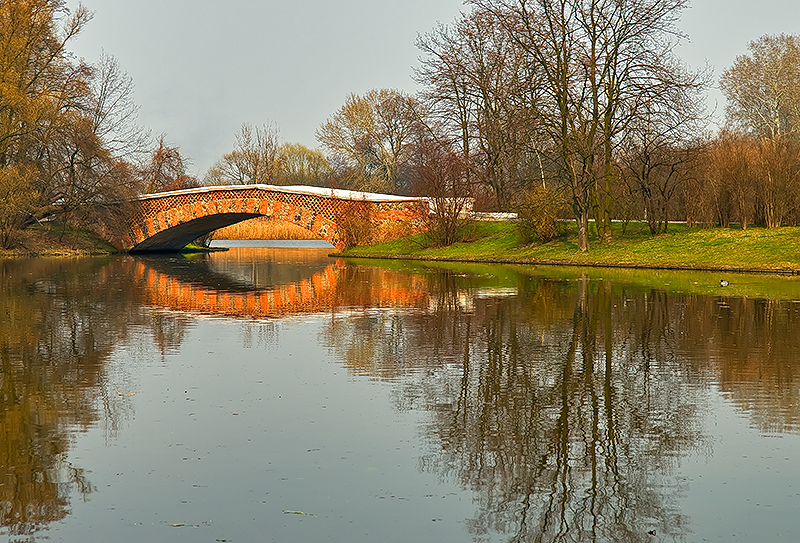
[129,255,431,318]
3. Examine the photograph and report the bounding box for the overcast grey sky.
[66,0,800,176]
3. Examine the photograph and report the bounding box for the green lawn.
[342,221,800,274]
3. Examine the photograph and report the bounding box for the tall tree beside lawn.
[469,0,697,250]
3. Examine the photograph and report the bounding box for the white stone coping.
[468,211,518,221]
[138,184,426,203]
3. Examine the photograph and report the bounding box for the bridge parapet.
[119,185,428,252]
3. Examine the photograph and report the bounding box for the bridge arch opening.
[131,213,260,252]
[120,185,427,253]
[126,198,343,252]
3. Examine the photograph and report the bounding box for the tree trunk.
[576,213,590,252]
[596,137,615,243]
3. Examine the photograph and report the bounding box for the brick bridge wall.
[117,185,428,252]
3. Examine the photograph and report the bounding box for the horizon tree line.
[2,0,799,250]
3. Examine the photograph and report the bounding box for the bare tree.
[205,123,281,185]
[88,52,150,160]
[407,137,473,246]
[316,89,424,194]
[619,63,709,234]
[720,34,800,141]
[141,135,198,194]
[416,8,540,211]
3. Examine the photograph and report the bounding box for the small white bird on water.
[720,280,730,287]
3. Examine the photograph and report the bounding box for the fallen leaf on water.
[283,510,315,516]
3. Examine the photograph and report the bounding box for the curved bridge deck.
[119,185,428,252]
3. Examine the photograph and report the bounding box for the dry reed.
[211,217,320,240]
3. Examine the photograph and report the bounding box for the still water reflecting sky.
[2,247,800,542]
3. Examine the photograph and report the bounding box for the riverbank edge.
[0,248,116,258]
[330,252,800,277]
[0,245,229,258]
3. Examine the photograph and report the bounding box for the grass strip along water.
[338,222,800,276]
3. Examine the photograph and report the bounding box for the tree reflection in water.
[322,264,800,542]
[0,257,192,541]
[4,252,800,542]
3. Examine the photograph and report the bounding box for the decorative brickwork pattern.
[117,186,428,252]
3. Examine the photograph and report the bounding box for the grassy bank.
[0,224,119,257]
[341,221,800,275]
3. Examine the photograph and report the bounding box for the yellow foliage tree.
[0,165,39,248]
[0,1,143,246]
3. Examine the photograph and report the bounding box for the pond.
[2,244,800,542]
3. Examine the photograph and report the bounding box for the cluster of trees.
[414,0,710,249]
[4,0,800,251]
[615,33,800,233]
[697,34,800,229]
[0,0,195,249]
[312,3,800,250]
[204,122,333,187]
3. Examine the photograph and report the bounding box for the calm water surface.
[2,245,800,542]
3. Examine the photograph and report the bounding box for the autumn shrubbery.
[0,166,39,249]
[516,186,564,244]
[335,200,374,249]
[210,217,320,240]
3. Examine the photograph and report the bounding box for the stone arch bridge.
[116,185,428,252]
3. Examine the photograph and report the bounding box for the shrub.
[335,199,374,249]
[0,165,39,249]
[516,186,563,243]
